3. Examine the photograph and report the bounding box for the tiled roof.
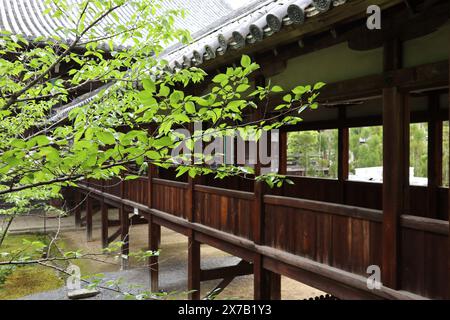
[161,0,348,70]
[0,0,235,48]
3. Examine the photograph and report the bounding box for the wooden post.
[148,215,161,292]
[252,75,281,300]
[74,191,82,227]
[186,179,201,300]
[147,159,161,292]
[187,122,201,300]
[382,87,409,289]
[253,254,281,300]
[447,46,450,300]
[188,234,201,300]
[120,204,129,269]
[86,195,93,241]
[427,95,442,219]
[338,107,349,203]
[278,130,287,176]
[101,199,108,248]
[119,180,129,269]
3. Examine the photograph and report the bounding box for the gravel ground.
[14,211,325,300]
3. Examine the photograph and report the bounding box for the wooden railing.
[78,176,449,299]
[264,193,449,299]
[194,185,255,240]
[152,178,188,219]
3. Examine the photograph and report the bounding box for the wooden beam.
[200,260,253,281]
[202,260,253,299]
[382,86,409,289]
[107,227,121,245]
[267,60,448,107]
[383,39,402,73]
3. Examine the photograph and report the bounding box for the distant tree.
[287,130,337,178]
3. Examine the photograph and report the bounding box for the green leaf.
[212,74,228,83]
[236,84,250,93]
[96,131,115,145]
[313,82,326,90]
[145,150,160,160]
[159,85,170,97]
[271,85,284,93]
[143,78,156,93]
[283,94,292,103]
[292,86,309,95]
[185,101,196,114]
[176,166,189,177]
[241,55,251,68]
[125,175,140,180]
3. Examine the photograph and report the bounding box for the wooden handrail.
[400,215,449,236]
[152,178,188,189]
[194,184,255,200]
[264,195,383,222]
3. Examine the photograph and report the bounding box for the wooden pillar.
[148,215,161,292]
[447,47,450,299]
[252,75,281,300]
[86,195,93,241]
[188,234,201,300]
[118,179,129,269]
[74,191,82,227]
[120,204,129,269]
[253,254,281,300]
[101,199,108,248]
[382,87,409,289]
[186,120,201,300]
[147,158,160,292]
[278,130,287,175]
[427,95,442,219]
[338,107,349,203]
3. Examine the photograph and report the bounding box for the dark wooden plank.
[400,228,425,295]
[315,213,332,265]
[331,215,351,271]
[423,232,449,299]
